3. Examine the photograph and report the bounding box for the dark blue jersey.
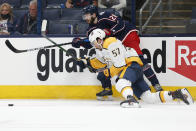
[86,11,138,41]
[72,0,93,8]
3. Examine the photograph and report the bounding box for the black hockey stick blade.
[5,39,22,53]
[5,39,72,53]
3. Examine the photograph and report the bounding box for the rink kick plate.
[0,85,195,100]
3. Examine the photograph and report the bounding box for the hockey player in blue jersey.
[71,5,162,100]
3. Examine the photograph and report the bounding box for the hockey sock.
[139,55,160,86]
[159,91,173,103]
[97,72,112,89]
[121,87,133,99]
[143,64,160,86]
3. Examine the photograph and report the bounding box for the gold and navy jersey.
[89,37,143,77]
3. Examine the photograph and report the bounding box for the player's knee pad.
[115,79,132,93]
[140,90,161,104]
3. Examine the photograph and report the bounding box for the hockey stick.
[5,39,72,53]
[41,20,107,73]
[42,33,106,72]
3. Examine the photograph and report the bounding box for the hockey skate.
[96,88,113,101]
[171,88,194,105]
[120,95,141,108]
[154,84,163,91]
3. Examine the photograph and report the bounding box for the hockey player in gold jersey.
[78,28,194,107]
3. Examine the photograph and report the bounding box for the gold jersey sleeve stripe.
[90,58,107,69]
[103,37,117,49]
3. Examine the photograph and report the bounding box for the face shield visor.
[90,38,103,49]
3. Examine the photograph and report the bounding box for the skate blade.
[120,102,141,108]
[181,88,194,105]
[97,95,113,101]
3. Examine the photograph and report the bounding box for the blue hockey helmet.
[82,5,98,15]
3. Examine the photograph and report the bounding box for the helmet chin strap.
[97,39,103,49]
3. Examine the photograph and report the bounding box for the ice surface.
[0,99,195,131]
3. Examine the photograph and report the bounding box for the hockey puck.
[8,104,14,106]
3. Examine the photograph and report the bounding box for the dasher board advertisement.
[0,37,195,86]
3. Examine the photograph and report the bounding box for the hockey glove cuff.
[81,39,93,49]
[77,58,88,69]
[77,58,96,73]
[72,37,82,48]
